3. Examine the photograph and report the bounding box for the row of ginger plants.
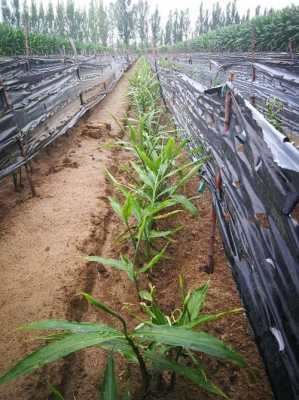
[0,58,246,399]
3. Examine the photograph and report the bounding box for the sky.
[2,0,299,26]
[146,0,299,23]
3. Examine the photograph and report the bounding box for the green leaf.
[147,229,177,239]
[122,388,131,400]
[134,325,246,367]
[130,196,142,222]
[163,136,177,161]
[153,210,183,220]
[146,353,228,399]
[82,293,126,326]
[174,164,199,192]
[141,304,168,325]
[85,256,135,282]
[0,330,124,385]
[182,308,243,329]
[180,282,209,325]
[101,354,118,400]
[131,161,154,189]
[22,320,117,333]
[122,194,133,223]
[135,146,157,173]
[139,245,168,274]
[139,290,153,302]
[171,194,198,217]
[109,197,123,220]
[49,385,64,400]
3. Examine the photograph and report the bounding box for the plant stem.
[114,312,150,395]
[168,348,182,392]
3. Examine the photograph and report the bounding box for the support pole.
[154,59,168,110]
[205,173,222,274]
[250,27,257,106]
[205,73,232,273]
[18,140,36,197]
[12,173,19,192]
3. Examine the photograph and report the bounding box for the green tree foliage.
[1,0,12,24]
[46,0,54,34]
[29,0,38,31]
[66,0,75,38]
[0,22,106,55]
[12,0,21,27]
[195,2,204,35]
[112,0,134,47]
[188,6,299,52]
[165,10,173,46]
[0,1,298,54]
[98,0,109,46]
[150,6,160,48]
[38,1,45,33]
[55,0,65,36]
[135,0,149,48]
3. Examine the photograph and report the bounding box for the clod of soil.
[82,122,112,139]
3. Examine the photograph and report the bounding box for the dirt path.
[0,61,272,400]
[0,64,137,400]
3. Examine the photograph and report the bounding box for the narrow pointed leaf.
[131,161,154,189]
[148,229,177,239]
[171,194,198,217]
[135,147,156,173]
[180,282,210,325]
[139,290,153,302]
[101,354,118,400]
[85,256,135,281]
[146,353,228,399]
[134,325,246,367]
[139,245,168,274]
[49,385,64,400]
[82,293,126,327]
[109,198,123,220]
[0,330,124,385]
[22,320,118,334]
[122,194,133,223]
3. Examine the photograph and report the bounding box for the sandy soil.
[0,64,137,400]
[0,61,273,400]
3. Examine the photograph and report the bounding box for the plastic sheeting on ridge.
[166,52,299,142]
[154,54,299,400]
[0,54,134,180]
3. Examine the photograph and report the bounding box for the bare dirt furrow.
[0,64,137,400]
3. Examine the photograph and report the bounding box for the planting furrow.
[0,63,137,400]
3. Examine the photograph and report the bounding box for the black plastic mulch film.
[0,54,135,179]
[153,53,299,400]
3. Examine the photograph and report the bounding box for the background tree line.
[0,0,298,55]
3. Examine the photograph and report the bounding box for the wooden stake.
[12,173,19,192]
[18,140,36,197]
[205,173,222,274]
[224,91,232,132]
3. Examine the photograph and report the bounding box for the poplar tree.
[195,2,204,35]
[135,0,149,47]
[30,0,38,31]
[55,0,65,37]
[12,0,21,26]
[113,0,134,48]
[1,0,12,24]
[150,5,160,47]
[46,0,54,33]
[165,10,173,45]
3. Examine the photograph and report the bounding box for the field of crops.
[0,47,298,400]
